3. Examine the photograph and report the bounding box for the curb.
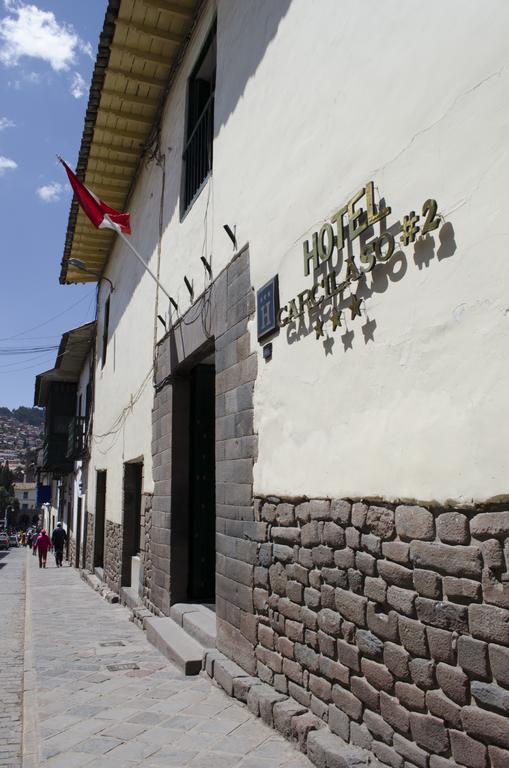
[204,649,382,768]
[80,569,119,603]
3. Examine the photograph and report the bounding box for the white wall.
[88,2,219,525]
[88,219,159,524]
[214,0,509,503]
[70,357,91,546]
[91,0,509,510]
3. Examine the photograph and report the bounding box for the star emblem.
[349,294,362,320]
[345,257,360,283]
[342,329,354,351]
[314,319,324,339]
[330,308,342,331]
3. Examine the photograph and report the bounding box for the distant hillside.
[0,407,44,427]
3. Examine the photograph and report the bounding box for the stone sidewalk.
[0,547,25,766]
[24,548,313,767]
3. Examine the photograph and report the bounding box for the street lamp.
[68,258,114,292]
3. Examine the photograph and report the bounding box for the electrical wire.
[0,345,59,356]
[2,334,62,341]
[0,357,55,375]
[92,365,153,447]
[79,289,97,329]
[0,336,94,373]
[0,290,95,341]
[0,351,58,369]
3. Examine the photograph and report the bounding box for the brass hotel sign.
[270,181,440,338]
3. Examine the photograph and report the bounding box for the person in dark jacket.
[51,523,67,567]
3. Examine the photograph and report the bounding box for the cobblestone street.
[0,548,24,766]
[0,548,312,767]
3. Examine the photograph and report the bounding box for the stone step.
[145,616,204,675]
[84,572,102,592]
[170,603,216,648]
[119,586,140,611]
[94,566,104,581]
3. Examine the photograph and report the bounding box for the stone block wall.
[214,249,258,671]
[151,373,172,616]
[85,511,94,572]
[251,497,509,767]
[68,534,76,568]
[142,494,153,605]
[151,246,258,661]
[104,519,122,593]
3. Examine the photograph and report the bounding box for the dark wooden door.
[75,497,82,568]
[82,509,88,570]
[189,364,215,600]
[121,462,142,587]
[94,471,106,568]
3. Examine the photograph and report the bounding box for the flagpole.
[58,159,175,305]
[113,226,173,304]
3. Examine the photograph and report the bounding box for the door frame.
[94,470,106,568]
[75,496,82,568]
[121,460,143,587]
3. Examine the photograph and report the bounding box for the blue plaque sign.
[257,275,279,341]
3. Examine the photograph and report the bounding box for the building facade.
[56,1,509,765]
[34,323,95,555]
[12,482,37,528]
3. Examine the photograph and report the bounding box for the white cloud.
[0,155,17,175]
[36,181,62,202]
[0,1,92,72]
[70,71,86,99]
[78,39,93,60]
[7,69,42,88]
[0,116,14,130]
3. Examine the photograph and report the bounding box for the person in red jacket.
[34,529,51,568]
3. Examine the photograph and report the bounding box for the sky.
[0,0,107,409]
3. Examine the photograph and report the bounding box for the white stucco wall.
[90,0,509,512]
[88,254,157,524]
[70,357,91,545]
[214,0,509,503]
[87,3,219,525]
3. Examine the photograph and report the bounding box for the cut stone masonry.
[103,518,123,593]
[238,497,509,767]
[151,246,258,671]
[84,511,94,572]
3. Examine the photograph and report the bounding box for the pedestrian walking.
[33,529,51,568]
[51,522,67,568]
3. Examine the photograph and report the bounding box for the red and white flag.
[59,157,131,235]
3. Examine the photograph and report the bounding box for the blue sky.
[0,0,106,408]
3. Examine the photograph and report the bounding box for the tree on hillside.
[11,407,45,427]
[0,462,18,522]
[0,462,14,494]
[12,467,24,482]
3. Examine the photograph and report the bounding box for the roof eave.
[59,0,205,286]
[59,0,121,285]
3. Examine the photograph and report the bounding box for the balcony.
[42,434,73,473]
[67,416,88,460]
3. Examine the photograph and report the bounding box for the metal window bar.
[66,416,88,460]
[183,93,214,211]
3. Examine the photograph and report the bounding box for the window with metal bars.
[182,24,216,214]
